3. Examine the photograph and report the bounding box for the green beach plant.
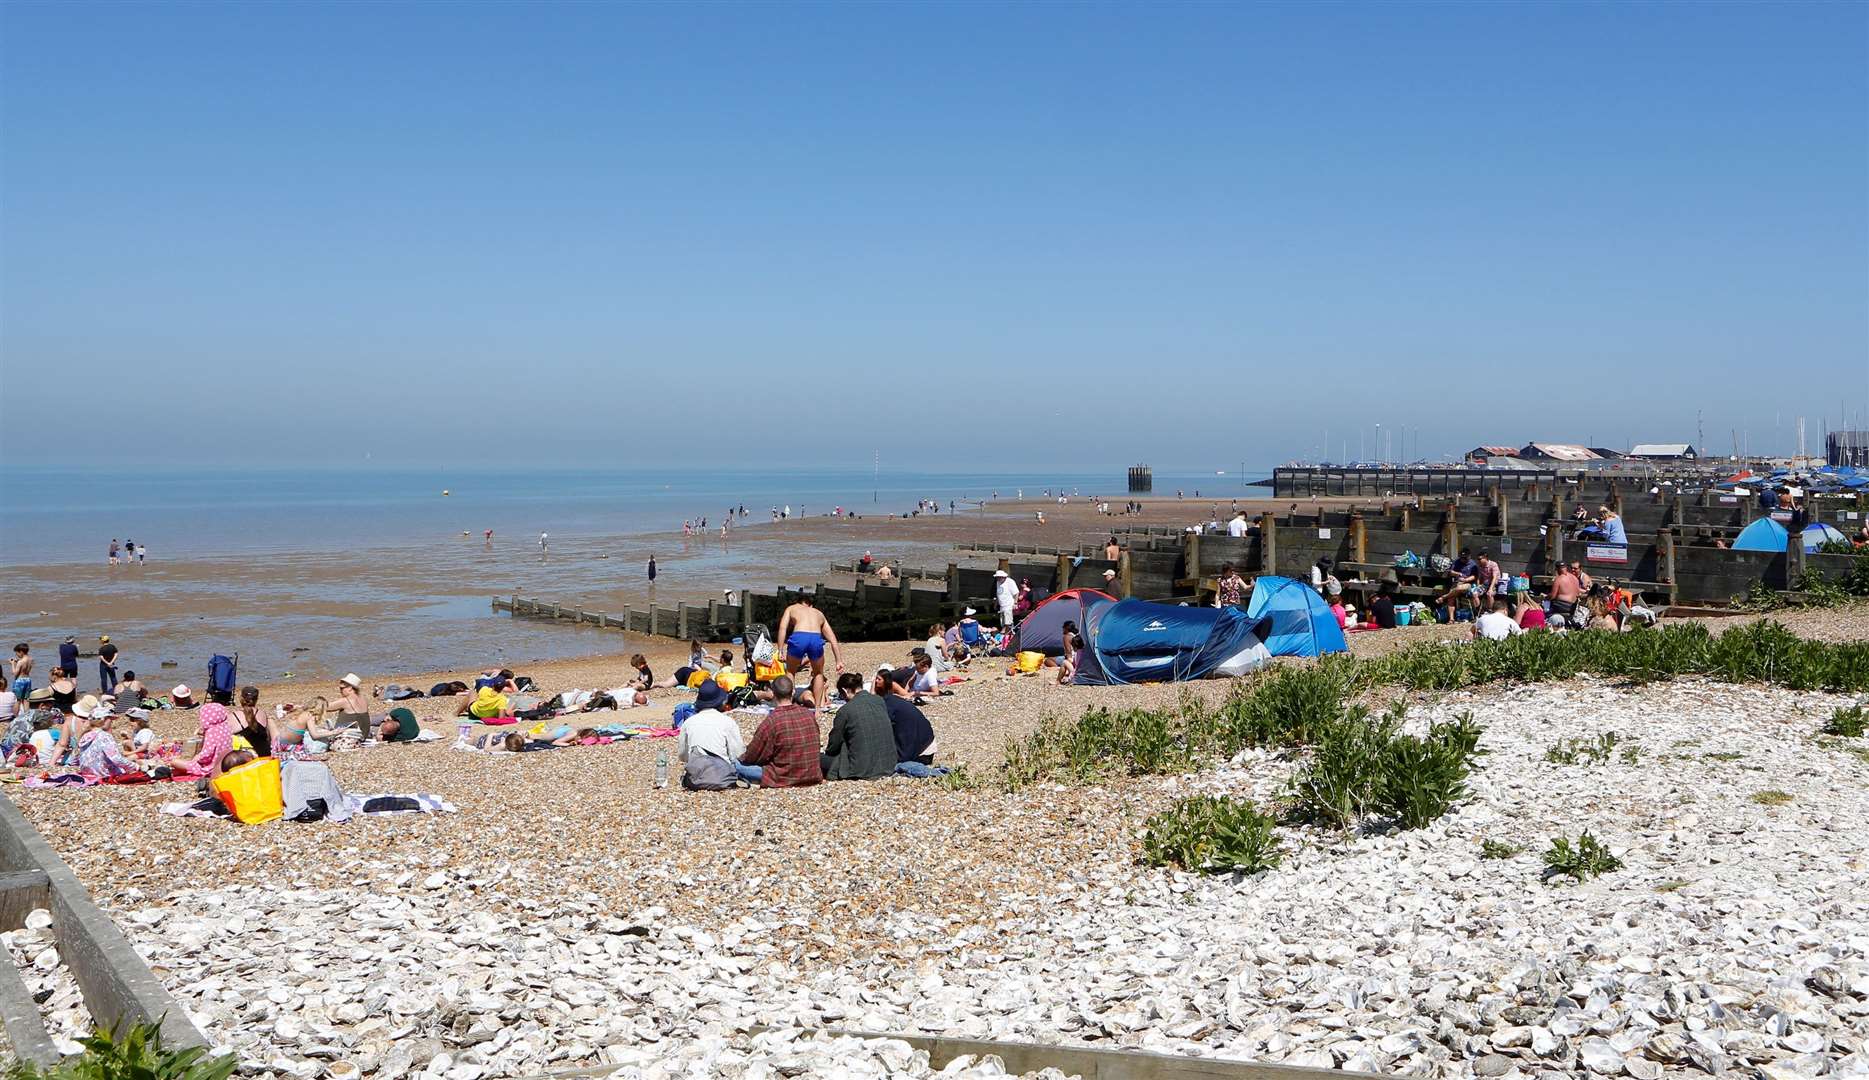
[1543,831,1623,881]
[1140,794,1282,874]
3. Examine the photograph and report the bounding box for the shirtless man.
[9,644,32,700]
[776,593,843,706]
[1547,563,1583,627]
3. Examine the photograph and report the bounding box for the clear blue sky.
[3,2,1864,470]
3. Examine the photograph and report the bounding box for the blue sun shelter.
[1803,522,1848,550]
[1732,517,1788,553]
[1074,599,1272,684]
[1244,575,1349,657]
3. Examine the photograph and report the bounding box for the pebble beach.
[4,608,1868,1078]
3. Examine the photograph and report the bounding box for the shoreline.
[4,493,1385,686]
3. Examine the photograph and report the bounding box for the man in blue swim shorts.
[776,593,844,708]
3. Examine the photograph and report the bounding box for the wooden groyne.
[495,482,1869,642]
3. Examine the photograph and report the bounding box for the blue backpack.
[207,654,238,699]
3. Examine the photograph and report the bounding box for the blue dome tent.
[1733,518,1789,552]
[1733,517,1846,553]
[1075,599,1272,685]
[1244,575,1350,657]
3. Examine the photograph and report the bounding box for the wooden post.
[706,599,720,636]
[1496,497,1510,537]
[1350,514,1367,564]
[1184,531,1202,586]
[1440,504,1459,558]
[1118,549,1133,598]
[1660,529,1678,604]
[1548,522,1565,569]
[1055,552,1071,592]
[1786,529,1805,590]
[676,602,690,640]
[624,606,636,634]
[1259,513,1277,575]
[946,563,960,606]
[997,556,1011,576]
[1398,505,1411,531]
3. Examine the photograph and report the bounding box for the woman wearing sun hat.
[333,674,371,738]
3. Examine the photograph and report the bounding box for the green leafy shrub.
[1543,831,1622,881]
[1140,794,1282,873]
[1479,839,1523,859]
[5,1022,234,1080]
[1287,705,1398,827]
[1822,704,1866,737]
[1750,789,1793,806]
[1373,730,1474,829]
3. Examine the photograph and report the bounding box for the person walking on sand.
[484,529,493,547]
[539,532,549,558]
[109,539,120,566]
[647,555,658,588]
[776,592,843,706]
[135,542,145,564]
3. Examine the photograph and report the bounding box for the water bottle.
[654,751,668,789]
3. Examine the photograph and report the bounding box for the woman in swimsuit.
[333,675,372,738]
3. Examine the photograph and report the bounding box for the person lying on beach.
[379,706,421,743]
[427,680,471,697]
[475,669,518,693]
[456,685,509,720]
[477,729,576,752]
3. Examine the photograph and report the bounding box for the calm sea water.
[0,465,1261,566]
[0,465,1268,683]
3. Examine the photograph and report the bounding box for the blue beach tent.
[1733,518,1789,552]
[1075,599,1272,685]
[1244,576,1350,657]
[1733,517,1847,553]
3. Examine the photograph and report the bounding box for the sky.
[2,1,1865,471]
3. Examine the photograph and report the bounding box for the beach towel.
[160,792,455,820]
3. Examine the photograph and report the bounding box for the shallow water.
[0,465,1265,684]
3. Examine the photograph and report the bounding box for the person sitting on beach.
[1516,591,1548,630]
[820,672,897,781]
[127,711,156,755]
[1472,597,1525,642]
[1471,551,1502,612]
[184,703,235,777]
[475,669,517,693]
[114,671,145,707]
[229,686,271,757]
[1057,620,1082,684]
[777,593,844,707]
[859,551,874,573]
[48,669,77,713]
[427,679,471,697]
[1328,594,1349,629]
[1434,550,1478,623]
[954,609,984,647]
[1546,563,1582,627]
[75,710,137,778]
[1368,581,1400,630]
[674,681,747,787]
[734,676,822,788]
[908,652,953,699]
[626,654,654,692]
[875,562,896,585]
[880,668,939,774]
[333,675,372,737]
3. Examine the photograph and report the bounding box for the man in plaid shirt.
[737,675,823,787]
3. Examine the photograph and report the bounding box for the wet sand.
[2,493,1382,685]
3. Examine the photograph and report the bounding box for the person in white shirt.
[1226,513,1248,538]
[675,681,746,769]
[994,570,1018,628]
[1473,598,1526,642]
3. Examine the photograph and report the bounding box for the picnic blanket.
[160,793,456,820]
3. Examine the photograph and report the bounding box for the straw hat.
[27,688,53,704]
[72,695,101,718]
[340,673,363,690]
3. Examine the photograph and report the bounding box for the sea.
[0,464,1266,686]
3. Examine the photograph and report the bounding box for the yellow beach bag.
[685,668,712,689]
[1014,651,1046,674]
[210,757,283,825]
[713,671,749,692]
[753,659,787,682]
